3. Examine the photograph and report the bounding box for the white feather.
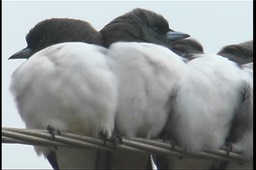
[10,42,118,168]
[107,42,186,139]
[165,54,250,152]
[230,62,253,159]
[10,41,187,169]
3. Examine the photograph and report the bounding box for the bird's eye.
[38,38,44,44]
[152,26,166,34]
[153,26,159,32]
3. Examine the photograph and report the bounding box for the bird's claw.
[224,142,233,156]
[99,132,108,145]
[162,134,169,142]
[46,125,61,140]
[161,135,176,151]
[110,131,123,149]
[46,125,61,150]
[100,131,122,149]
[169,140,177,151]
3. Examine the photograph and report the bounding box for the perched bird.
[210,64,253,170]
[177,55,250,150]
[170,38,204,59]
[210,41,253,170]
[109,42,186,139]
[217,40,253,65]
[99,8,189,139]
[100,8,189,169]
[166,41,253,155]
[156,53,251,169]
[228,62,253,159]
[100,8,189,48]
[9,18,108,170]
[10,8,190,170]
[10,42,118,169]
[152,38,209,170]
[154,40,253,170]
[218,42,253,158]
[141,25,204,170]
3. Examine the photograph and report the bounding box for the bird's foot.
[46,125,61,150]
[169,139,177,151]
[100,131,122,149]
[109,131,123,149]
[99,131,108,145]
[178,147,187,160]
[223,142,233,157]
[46,125,61,140]
[161,134,177,151]
[162,134,170,142]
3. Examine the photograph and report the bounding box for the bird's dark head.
[171,38,204,59]
[100,8,189,48]
[9,18,103,59]
[217,40,253,65]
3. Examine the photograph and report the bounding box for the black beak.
[9,47,32,60]
[166,31,190,41]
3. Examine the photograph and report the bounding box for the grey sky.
[2,1,253,169]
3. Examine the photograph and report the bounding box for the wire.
[2,127,251,164]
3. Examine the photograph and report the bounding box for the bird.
[210,64,253,170]
[228,62,253,159]
[10,42,119,169]
[99,8,189,139]
[151,37,206,169]
[170,38,204,60]
[156,52,251,169]
[217,40,253,65]
[9,18,109,170]
[210,41,253,170]
[219,41,253,158]
[153,40,253,170]
[10,9,188,169]
[100,8,189,169]
[104,41,187,169]
[108,42,186,139]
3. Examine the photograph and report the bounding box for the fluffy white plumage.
[10,41,187,169]
[107,42,186,139]
[209,62,253,170]
[10,42,118,169]
[229,62,253,159]
[165,54,250,152]
[11,37,252,169]
[105,42,186,169]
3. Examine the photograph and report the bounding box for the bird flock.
[8,8,253,170]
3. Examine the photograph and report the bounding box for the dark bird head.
[100,8,189,48]
[9,18,103,59]
[170,38,204,59]
[217,40,253,65]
